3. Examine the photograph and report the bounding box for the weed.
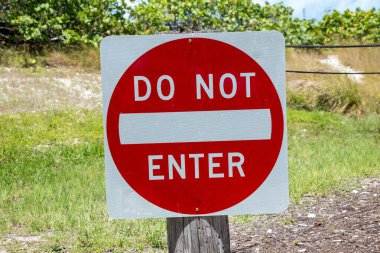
[281,218,295,225]
[78,231,93,248]
[230,215,252,224]
[316,81,361,114]
[287,90,312,111]
[51,244,66,252]
[0,46,99,71]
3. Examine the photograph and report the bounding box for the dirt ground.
[230,178,380,253]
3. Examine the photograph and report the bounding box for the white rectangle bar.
[119,109,271,144]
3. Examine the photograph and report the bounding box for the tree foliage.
[0,0,133,46]
[130,0,378,45]
[0,0,379,47]
[320,8,380,43]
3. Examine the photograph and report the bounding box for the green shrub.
[316,82,361,114]
[287,90,313,111]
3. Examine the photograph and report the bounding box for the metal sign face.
[101,32,289,218]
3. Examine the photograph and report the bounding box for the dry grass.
[44,47,100,71]
[335,48,380,113]
[286,48,380,114]
[0,46,100,72]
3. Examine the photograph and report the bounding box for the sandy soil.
[0,68,101,114]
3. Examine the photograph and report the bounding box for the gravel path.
[230,178,380,253]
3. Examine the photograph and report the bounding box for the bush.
[316,82,361,114]
[287,90,313,111]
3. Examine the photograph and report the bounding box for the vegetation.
[0,46,100,70]
[0,0,133,46]
[1,0,379,47]
[320,8,380,43]
[286,47,380,115]
[0,109,379,251]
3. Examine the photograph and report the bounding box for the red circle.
[107,38,283,214]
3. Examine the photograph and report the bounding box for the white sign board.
[100,32,289,218]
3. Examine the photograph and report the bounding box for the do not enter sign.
[101,32,289,218]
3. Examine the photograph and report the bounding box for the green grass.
[0,109,379,252]
[287,110,379,200]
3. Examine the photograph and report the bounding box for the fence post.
[167,215,230,253]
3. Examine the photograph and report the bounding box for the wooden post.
[167,215,230,253]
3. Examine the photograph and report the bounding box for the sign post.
[167,216,230,252]
[101,32,288,252]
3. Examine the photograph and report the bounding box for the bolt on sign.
[100,32,289,218]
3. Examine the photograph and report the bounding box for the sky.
[252,0,380,20]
